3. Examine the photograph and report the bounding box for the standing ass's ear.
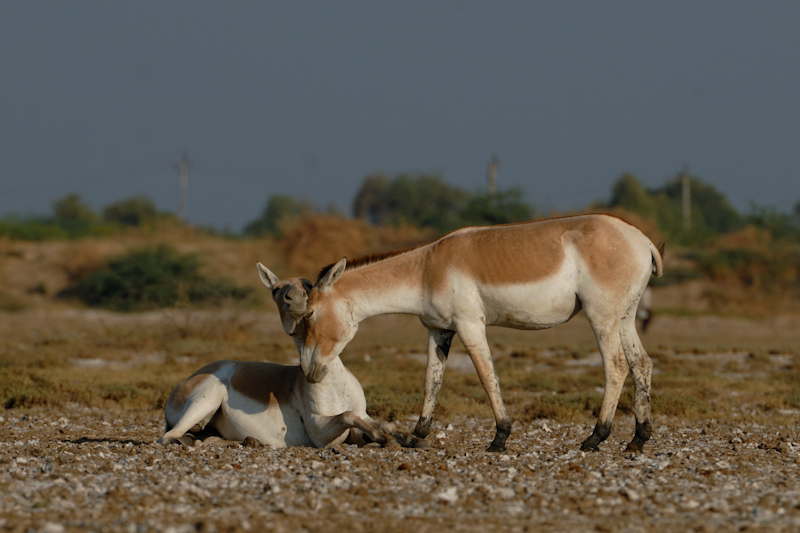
[256,262,280,289]
[316,258,347,291]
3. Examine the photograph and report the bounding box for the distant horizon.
[4,168,795,234]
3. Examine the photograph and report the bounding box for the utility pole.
[487,154,499,205]
[681,163,691,231]
[174,152,192,221]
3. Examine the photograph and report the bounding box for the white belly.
[215,389,313,448]
[429,264,580,330]
[481,275,580,329]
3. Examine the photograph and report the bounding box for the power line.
[681,163,691,231]
[173,152,192,220]
[487,154,499,205]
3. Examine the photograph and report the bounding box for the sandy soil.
[1,406,798,533]
[2,306,800,532]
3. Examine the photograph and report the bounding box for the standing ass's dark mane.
[316,216,665,282]
[316,243,428,283]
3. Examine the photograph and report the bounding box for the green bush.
[242,195,312,237]
[687,246,800,290]
[0,194,167,241]
[351,173,533,233]
[604,173,744,245]
[0,216,68,240]
[103,195,160,227]
[73,245,251,311]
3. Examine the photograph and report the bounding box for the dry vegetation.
[1,216,799,531]
[1,214,798,424]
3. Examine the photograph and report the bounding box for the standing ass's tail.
[650,241,665,278]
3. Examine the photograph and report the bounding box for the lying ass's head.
[256,262,312,345]
[257,259,357,384]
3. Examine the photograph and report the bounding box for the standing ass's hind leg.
[620,314,653,452]
[580,313,629,452]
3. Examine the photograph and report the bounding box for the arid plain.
[1,226,799,532]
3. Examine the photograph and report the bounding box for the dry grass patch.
[1,307,799,436]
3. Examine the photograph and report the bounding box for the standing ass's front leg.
[456,323,511,453]
[414,328,455,439]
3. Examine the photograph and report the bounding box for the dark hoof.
[580,442,600,452]
[625,439,645,453]
[487,419,512,454]
[395,433,431,449]
[626,421,652,453]
[177,435,195,446]
[242,436,263,448]
[414,439,431,450]
[581,421,612,452]
[413,417,433,439]
[362,432,387,446]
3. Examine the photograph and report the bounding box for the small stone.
[498,487,516,499]
[435,486,458,503]
[621,487,640,501]
[653,457,671,471]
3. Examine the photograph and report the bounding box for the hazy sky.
[2,2,799,231]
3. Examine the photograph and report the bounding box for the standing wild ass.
[277,214,663,452]
[157,266,424,449]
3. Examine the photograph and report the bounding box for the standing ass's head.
[256,262,312,347]
[299,258,358,383]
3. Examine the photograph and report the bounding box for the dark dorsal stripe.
[315,214,656,283]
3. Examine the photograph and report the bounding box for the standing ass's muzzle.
[303,361,329,384]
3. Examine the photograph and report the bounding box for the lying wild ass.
[157,265,423,449]
[280,214,664,452]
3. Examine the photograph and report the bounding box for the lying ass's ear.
[316,257,347,291]
[256,262,280,289]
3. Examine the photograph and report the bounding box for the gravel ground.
[1,408,798,532]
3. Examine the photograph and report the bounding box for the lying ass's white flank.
[287,214,664,453]
[157,264,424,449]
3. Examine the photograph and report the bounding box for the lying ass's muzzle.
[281,285,308,335]
[283,285,308,314]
